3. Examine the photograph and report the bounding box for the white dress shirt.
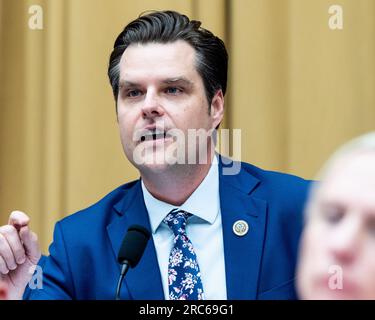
[141,158,227,300]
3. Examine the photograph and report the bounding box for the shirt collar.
[141,156,220,234]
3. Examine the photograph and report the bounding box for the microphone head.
[117,225,151,268]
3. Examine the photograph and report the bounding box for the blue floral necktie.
[163,209,204,300]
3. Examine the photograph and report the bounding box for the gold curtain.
[1,0,375,253]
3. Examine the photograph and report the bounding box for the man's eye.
[321,206,345,224]
[126,90,142,98]
[165,87,182,95]
[367,217,375,237]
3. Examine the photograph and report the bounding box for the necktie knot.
[163,209,191,236]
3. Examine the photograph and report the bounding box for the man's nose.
[141,91,165,119]
[327,216,361,265]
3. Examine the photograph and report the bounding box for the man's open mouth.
[140,130,168,142]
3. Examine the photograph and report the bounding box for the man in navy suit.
[0,10,310,300]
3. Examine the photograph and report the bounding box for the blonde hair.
[316,131,375,181]
[305,131,375,221]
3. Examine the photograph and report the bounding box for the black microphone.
[115,224,151,300]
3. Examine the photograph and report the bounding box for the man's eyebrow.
[118,77,194,89]
[162,77,193,87]
[119,80,139,88]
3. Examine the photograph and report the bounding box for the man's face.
[116,41,223,173]
[297,151,375,299]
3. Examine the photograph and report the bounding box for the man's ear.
[210,90,225,129]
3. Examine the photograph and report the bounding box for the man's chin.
[138,161,170,173]
[131,152,185,173]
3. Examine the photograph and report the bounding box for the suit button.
[233,220,249,236]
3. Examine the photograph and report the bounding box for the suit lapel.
[106,181,164,299]
[219,158,268,299]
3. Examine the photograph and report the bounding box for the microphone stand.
[115,261,130,300]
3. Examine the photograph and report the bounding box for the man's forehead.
[118,41,199,84]
[317,152,375,205]
[324,152,375,182]
[120,41,196,65]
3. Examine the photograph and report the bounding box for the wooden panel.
[288,0,375,178]
[229,0,289,169]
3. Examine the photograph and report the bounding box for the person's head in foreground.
[297,131,375,299]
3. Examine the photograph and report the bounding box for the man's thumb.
[19,226,41,264]
[8,211,30,230]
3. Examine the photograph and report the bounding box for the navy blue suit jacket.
[25,158,310,299]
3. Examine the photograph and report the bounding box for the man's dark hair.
[108,10,228,109]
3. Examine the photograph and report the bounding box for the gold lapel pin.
[233,220,249,236]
